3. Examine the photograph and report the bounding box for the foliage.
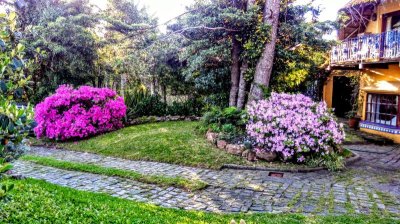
[200,107,247,139]
[124,87,204,119]
[307,152,345,171]
[125,91,167,118]
[34,85,126,141]
[12,0,99,103]
[22,155,208,191]
[167,0,267,107]
[0,11,34,200]
[270,4,335,95]
[246,93,345,163]
[167,98,204,117]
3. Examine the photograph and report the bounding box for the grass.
[344,131,365,144]
[21,155,208,191]
[1,178,399,224]
[48,121,306,169]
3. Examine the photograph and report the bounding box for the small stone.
[217,140,228,149]
[242,150,256,162]
[225,144,245,155]
[206,131,218,144]
[170,116,181,121]
[156,117,165,122]
[256,151,277,162]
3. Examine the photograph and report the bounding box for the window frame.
[365,93,400,127]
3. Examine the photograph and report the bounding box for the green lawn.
[56,121,265,169]
[33,121,363,170]
[344,131,366,144]
[1,178,398,224]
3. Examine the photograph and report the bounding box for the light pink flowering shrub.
[246,93,345,163]
[34,85,127,140]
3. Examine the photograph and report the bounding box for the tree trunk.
[161,84,167,103]
[237,62,248,109]
[150,76,158,95]
[229,36,241,107]
[248,0,280,104]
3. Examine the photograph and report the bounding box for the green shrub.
[125,91,167,119]
[167,98,204,116]
[125,88,205,119]
[1,12,34,200]
[307,152,345,171]
[199,107,247,139]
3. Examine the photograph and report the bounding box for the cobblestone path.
[11,145,400,215]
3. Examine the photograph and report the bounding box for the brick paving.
[11,145,400,215]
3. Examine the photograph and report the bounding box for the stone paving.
[10,145,400,215]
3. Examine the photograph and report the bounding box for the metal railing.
[331,30,400,64]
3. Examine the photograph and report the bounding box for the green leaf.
[7,184,14,192]
[0,81,7,93]
[17,43,25,52]
[1,116,9,130]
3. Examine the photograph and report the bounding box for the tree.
[11,0,99,103]
[99,0,159,93]
[270,4,334,97]
[169,0,266,108]
[0,11,34,198]
[248,0,281,103]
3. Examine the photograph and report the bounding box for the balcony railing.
[331,30,400,65]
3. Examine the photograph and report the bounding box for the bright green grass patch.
[344,131,366,143]
[53,121,309,169]
[56,121,255,169]
[21,155,208,191]
[1,178,399,224]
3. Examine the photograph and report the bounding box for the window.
[366,94,398,126]
[383,11,400,32]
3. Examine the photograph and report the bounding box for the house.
[324,0,400,142]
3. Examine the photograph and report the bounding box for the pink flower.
[246,93,345,163]
[34,85,127,140]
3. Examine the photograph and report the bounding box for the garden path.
[11,145,400,215]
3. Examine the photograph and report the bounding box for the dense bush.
[125,90,204,119]
[167,98,204,116]
[200,107,247,140]
[125,92,167,118]
[1,12,35,199]
[34,86,126,140]
[246,93,345,163]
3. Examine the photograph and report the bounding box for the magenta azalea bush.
[246,93,345,163]
[34,85,126,140]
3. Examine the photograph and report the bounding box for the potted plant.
[346,110,361,129]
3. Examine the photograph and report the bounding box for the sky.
[91,0,350,33]
[139,0,350,30]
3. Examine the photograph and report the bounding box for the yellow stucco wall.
[324,65,400,113]
[365,1,400,34]
[323,65,400,143]
[324,1,400,142]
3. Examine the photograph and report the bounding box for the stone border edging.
[222,152,361,173]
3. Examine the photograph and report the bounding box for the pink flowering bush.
[34,85,127,140]
[246,93,345,163]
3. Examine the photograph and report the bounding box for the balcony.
[331,30,400,66]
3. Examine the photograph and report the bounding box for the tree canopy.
[0,0,335,108]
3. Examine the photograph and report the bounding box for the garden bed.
[205,131,360,172]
